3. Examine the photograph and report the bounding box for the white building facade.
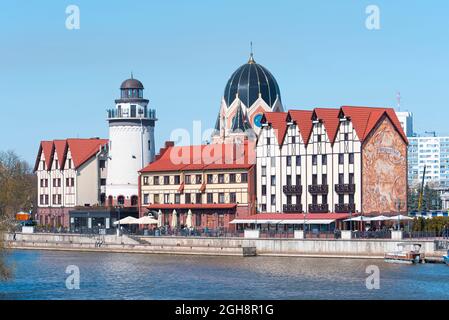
[256,106,409,216]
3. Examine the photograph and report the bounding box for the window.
[261,166,267,177]
[148,140,151,150]
[266,137,271,145]
[322,155,327,165]
[100,160,106,169]
[344,133,349,141]
[312,174,318,185]
[287,156,292,167]
[143,194,149,205]
[230,192,236,203]
[312,194,318,205]
[45,195,49,205]
[143,176,149,185]
[196,193,202,204]
[241,173,248,183]
[312,155,317,166]
[287,195,292,205]
[262,185,267,196]
[55,161,59,170]
[349,194,355,205]
[164,176,170,185]
[271,195,276,205]
[100,179,106,186]
[68,159,72,169]
[286,175,292,186]
[174,194,181,204]
[207,193,213,204]
[70,178,74,187]
[40,194,44,205]
[218,193,225,204]
[349,153,354,164]
[164,194,170,204]
[174,175,180,184]
[218,174,225,183]
[154,194,160,204]
[196,175,202,184]
[291,136,296,144]
[261,204,267,212]
[207,174,214,184]
[322,195,327,204]
[296,175,301,185]
[185,175,191,184]
[296,156,301,166]
[131,196,138,206]
[317,135,322,142]
[40,179,44,187]
[52,194,56,205]
[117,196,125,205]
[339,173,344,185]
[349,173,354,185]
[130,105,136,117]
[339,154,344,165]
[339,194,344,204]
[229,173,236,183]
[185,193,191,203]
[271,175,276,186]
[153,176,159,185]
[271,157,276,167]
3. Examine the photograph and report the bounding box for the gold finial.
[248,41,255,64]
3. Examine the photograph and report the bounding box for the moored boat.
[384,243,424,264]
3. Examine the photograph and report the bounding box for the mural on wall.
[362,117,407,215]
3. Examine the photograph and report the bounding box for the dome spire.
[248,41,255,64]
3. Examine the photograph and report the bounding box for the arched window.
[131,195,138,206]
[117,196,125,205]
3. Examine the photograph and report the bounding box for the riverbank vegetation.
[0,150,36,280]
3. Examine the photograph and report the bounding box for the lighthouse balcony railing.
[107,109,156,120]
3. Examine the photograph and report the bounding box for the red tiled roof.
[141,142,255,173]
[261,112,288,146]
[146,204,237,210]
[288,110,313,145]
[313,108,341,144]
[54,140,67,168]
[41,141,54,170]
[237,213,350,220]
[67,138,108,169]
[34,138,108,171]
[341,106,408,143]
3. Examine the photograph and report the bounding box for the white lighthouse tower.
[106,75,157,207]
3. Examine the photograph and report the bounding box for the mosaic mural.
[362,117,407,215]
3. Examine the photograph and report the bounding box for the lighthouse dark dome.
[223,55,281,108]
[120,78,144,90]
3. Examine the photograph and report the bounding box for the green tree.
[0,150,36,280]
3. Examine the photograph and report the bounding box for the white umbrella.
[369,215,389,221]
[344,216,372,222]
[157,210,163,227]
[171,209,178,228]
[186,209,193,228]
[387,215,413,221]
[135,216,159,225]
[113,216,139,225]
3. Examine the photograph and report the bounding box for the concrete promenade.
[4,232,446,260]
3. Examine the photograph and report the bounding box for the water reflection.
[1,250,448,300]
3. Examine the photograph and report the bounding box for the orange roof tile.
[262,112,288,146]
[288,110,314,145]
[313,108,341,144]
[41,141,54,170]
[53,140,67,168]
[67,138,108,169]
[141,142,255,173]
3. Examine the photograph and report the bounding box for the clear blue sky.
[1,0,448,164]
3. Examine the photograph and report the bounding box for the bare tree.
[0,150,36,280]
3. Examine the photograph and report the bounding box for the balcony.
[335,184,356,194]
[283,204,303,213]
[107,108,157,120]
[335,203,356,213]
[308,203,329,213]
[283,185,303,194]
[308,184,329,194]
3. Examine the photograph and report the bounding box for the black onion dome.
[224,55,281,108]
[120,78,144,89]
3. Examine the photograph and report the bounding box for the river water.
[0,249,448,300]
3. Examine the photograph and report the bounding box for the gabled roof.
[141,142,255,173]
[67,138,108,169]
[313,108,341,144]
[261,112,288,146]
[34,138,108,171]
[54,140,67,168]
[287,110,313,145]
[340,106,408,143]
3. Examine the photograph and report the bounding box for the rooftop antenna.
[248,41,255,64]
